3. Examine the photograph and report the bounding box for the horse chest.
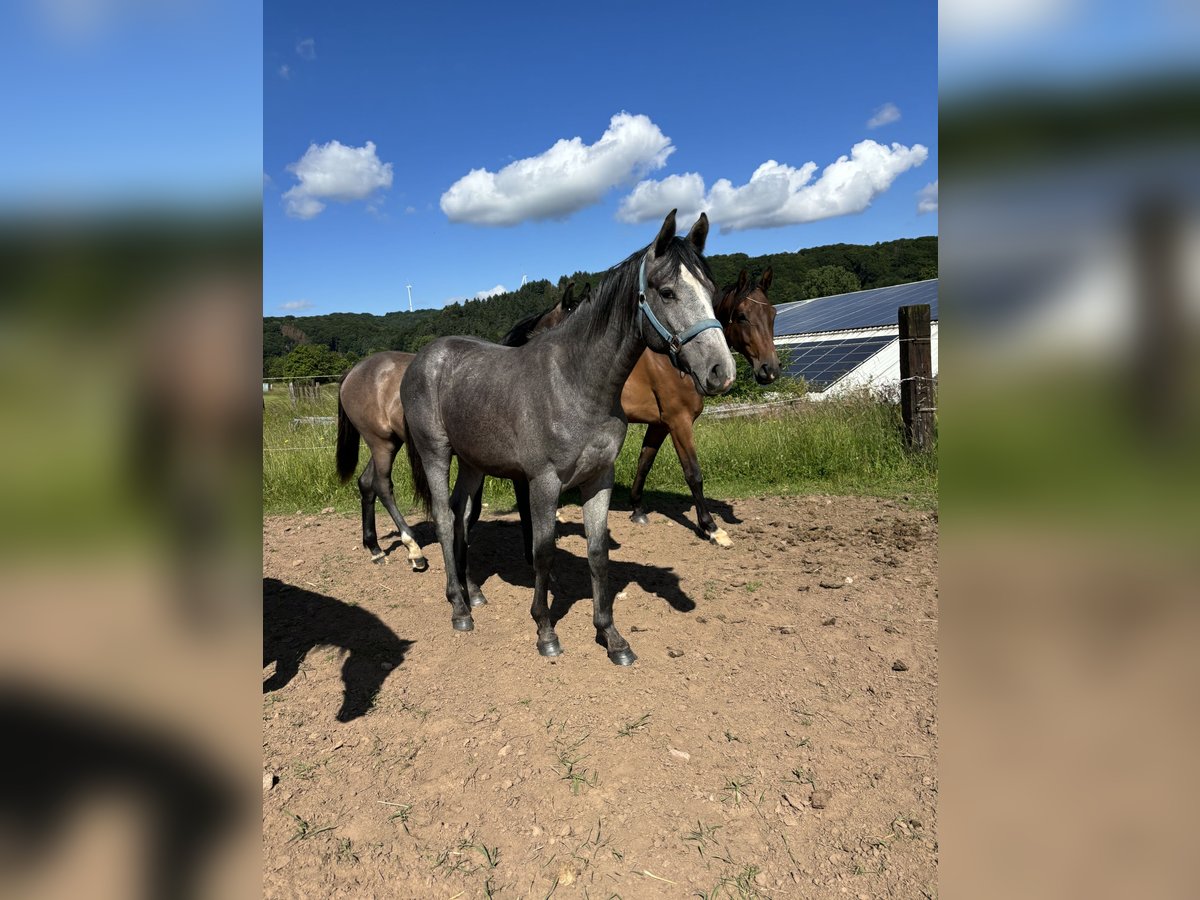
[560,420,625,487]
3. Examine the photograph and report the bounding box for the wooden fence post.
[898,304,933,451]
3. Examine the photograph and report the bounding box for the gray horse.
[335,283,583,570]
[401,210,735,665]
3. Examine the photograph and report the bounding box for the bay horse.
[625,266,779,545]
[401,210,734,664]
[335,283,582,568]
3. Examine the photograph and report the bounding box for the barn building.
[772,279,938,399]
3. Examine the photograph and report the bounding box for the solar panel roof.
[779,336,895,390]
[773,279,937,337]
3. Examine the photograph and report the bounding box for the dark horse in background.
[507,267,779,547]
[335,282,585,567]
[401,210,734,664]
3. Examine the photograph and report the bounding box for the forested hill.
[263,235,936,378]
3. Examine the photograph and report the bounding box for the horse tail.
[403,413,433,515]
[335,393,360,483]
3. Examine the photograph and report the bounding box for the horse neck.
[714,287,737,326]
[555,287,646,410]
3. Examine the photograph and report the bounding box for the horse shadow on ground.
[0,685,238,900]
[559,486,742,538]
[263,578,412,722]
[461,519,697,627]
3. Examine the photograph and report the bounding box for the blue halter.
[637,256,723,367]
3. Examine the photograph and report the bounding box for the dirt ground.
[263,493,938,899]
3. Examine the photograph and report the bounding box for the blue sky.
[264,1,938,315]
[0,1,261,209]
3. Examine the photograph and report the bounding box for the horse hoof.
[630,511,648,526]
[410,557,429,572]
[452,617,474,632]
[469,593,487,608]
[370,552,387,564]
[607,647,637,666]
[708,528,733,548]
[537,638,563,657]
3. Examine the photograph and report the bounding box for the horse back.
[340,350,414,442]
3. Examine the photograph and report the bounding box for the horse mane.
[558,235,715,347]
[500,307,553,347]
[715,273,758,321]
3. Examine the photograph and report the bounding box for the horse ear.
[737,268,750,293]
[686,212,709,255]
[653,209,677,257]
[561,282,574,308]
[759,266,773,293]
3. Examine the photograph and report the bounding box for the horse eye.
[659,288,675,300]
[737,313,749,323]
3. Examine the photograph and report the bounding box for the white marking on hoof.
[709,528,733,548]
[371,551,387,563]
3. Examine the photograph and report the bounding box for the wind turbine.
[406,284,413,313]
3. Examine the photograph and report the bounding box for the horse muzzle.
[680,331,736,396]
[754,360,781,385]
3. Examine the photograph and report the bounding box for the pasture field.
[262,385,938,517]
[263,493,937,899]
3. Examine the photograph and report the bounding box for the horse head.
[719,267,780,384]
[638,210,735,396]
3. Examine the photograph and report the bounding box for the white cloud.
[917,180,938,214]
[440,112,674,226]
[278,300,314,311]
[404,205,416,214]
[618,140,928,232]
[474,284,508,300]
[617,173,709,231]
[282,140,394,220]
[278,64,290,79]
[296,38,315,60]
[867,102,901,129]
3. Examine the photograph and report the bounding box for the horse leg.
[527,476,563,656]
[628,422,669,525]
[370,441,428,571]
[357,458,385,561]
[423,449,475,631]
[513,477,533,564]
[452,466,487,608]
[581,470,635,665]
[468,479,484,532]
[668,418,732,548]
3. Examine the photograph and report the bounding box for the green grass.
[617,713,652,737]
[263,385,937,515]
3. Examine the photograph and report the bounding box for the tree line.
[263,235,936,378]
